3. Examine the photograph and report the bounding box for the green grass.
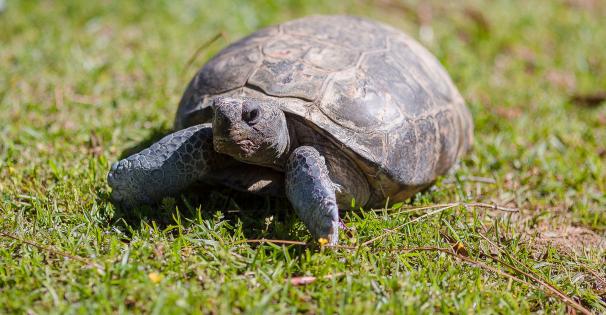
[1,0,605,313]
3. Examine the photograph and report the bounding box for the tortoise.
[107,15,473,244]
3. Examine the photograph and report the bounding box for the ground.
[1,0,605,314]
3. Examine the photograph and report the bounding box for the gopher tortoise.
[108,15,473,244]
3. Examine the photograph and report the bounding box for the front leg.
[285,146,339,244]
[108,124,216,207]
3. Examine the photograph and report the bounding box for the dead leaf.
[571,91,606,107]
[546,70,576,91]
[464,7,491,34]
[290,276,317,286]
[493,106,522,119]
[153,243,164,259]
[289,273,346,286]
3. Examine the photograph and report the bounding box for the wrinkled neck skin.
[251,119,300,172]
[259,122,294,172]
[263,116,324,172]
[274,121,299,169]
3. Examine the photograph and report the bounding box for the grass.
[1,0,605,313]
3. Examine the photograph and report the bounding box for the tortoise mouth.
[213,137,259,159]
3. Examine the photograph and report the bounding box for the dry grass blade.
[395,246,535,287]
[371,202,458,214]
[584,267,606,288]
[181,32,226,76]
[232,238,356,250]
[372,202,518,216]
[477,232,592,315]
[464,202,519,212]
[235,235,591,313]
[363,204,459,246]
[497,258,592,315]
[0,232,104,273]
[366,200,520,243]
[395,246,592,315]
[232,238,308,246]
[459,176,497,184]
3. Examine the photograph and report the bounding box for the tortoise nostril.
[242,101,261,125]
[243,108,259,124]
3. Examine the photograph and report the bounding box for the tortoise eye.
[242,101,261,125]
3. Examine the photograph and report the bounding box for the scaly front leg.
[285,146,340,245]
[107,124,216,207]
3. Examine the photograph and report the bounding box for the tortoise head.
[212,97,290,168]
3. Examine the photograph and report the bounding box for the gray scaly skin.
[108,124,213,207]
[285,146,339,243]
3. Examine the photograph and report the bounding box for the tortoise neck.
[268,121,296,171]
[259,120,295,172]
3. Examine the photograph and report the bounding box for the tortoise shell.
[175,15,473,199]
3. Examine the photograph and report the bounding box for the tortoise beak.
[213,136,259,159]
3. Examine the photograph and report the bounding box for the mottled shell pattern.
[175,15,473,199]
